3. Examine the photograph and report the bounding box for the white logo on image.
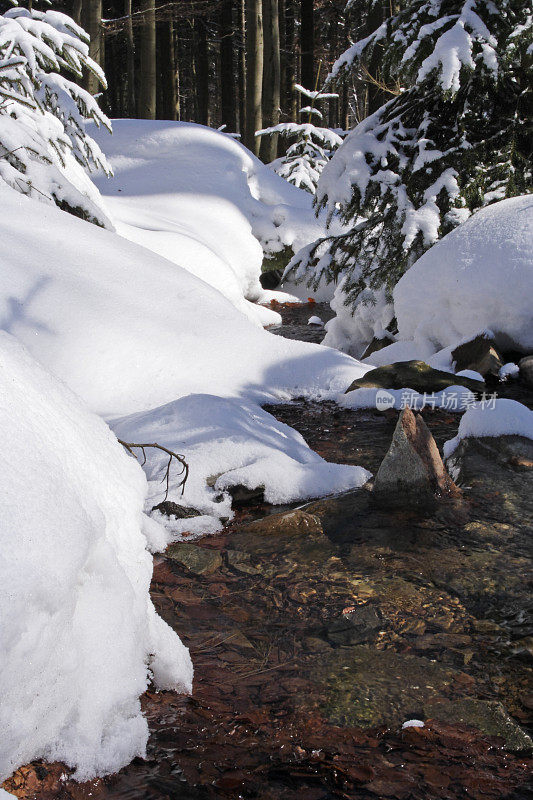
[375,389,395,411]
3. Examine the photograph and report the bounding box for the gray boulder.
[451,333,503,379]
[346,360,485,395]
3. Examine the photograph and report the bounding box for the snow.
[443,399,533,458]
[112,395,371,538]
[89,119,325,324]
[402,720,425,729]
[394,197,533,353]
[0,332,192,782]
[0,183,371,543]
[0,184,369,419]
[308,316,324,326]
[0,791,16,799]
[499,363,520,381]
[323,279,394,359]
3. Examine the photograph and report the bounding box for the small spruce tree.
[286,0,532,306]
[0,4,112,226]
[257,84,344,194]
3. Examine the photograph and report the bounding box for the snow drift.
[90,119,325,323]
[0,332,192,782]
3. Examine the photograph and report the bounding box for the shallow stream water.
[6,302,532,800]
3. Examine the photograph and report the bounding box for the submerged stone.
[166,543,222,575]
[425,698,533,752]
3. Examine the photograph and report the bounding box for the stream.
[7,303,532,800]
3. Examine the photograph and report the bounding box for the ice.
[0,332,192,782]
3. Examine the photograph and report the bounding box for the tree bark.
[138,0,156,118]
[81,0,102,95]
[300,0,314,90]
[328,12,339,128]
[220,0,237,132]
[238,0,247,133]
[283,0,297,121]
[260,0,280,161]
[124,0,135,117]
[244,0,263,154]
[158,18,177,120]
[195,16,210,125]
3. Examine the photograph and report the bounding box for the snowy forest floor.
[5,304,533,800]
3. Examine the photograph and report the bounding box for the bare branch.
[117,440,189,499]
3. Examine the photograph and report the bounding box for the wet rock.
[327,604,382,645]
[259,267,283,289]
[242,509,323,537]
[361,333,395,361]
[227,483,265,506]
[451,333,503,380]
[166,543,222,575]
[424,698,533,752]
[225,549,260,575]
[345,360,485,394]
[152,500,201,518]
[519,354,533,388]
[446,434,533,484]
[318,645,459,728]
[373,407,460,507]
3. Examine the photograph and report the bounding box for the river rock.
[361,333,395,360]
[152,500,201,518]
[425,698,533,752]
[446,434,533,484]
[451,333,503,379]
[345,360,485,394]
[373,406,460,507]
[242,509,323,536]
[519,355,533,388]
[166,543,222,575]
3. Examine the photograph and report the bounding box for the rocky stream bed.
[5,303,532,800]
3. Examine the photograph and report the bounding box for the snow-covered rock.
[443,399,533,458]
[112,394,371,538]
[90,119,325,324]
[394,197,533,352]
[0,332,192,782]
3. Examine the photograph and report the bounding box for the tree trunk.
[220,0,237,132]
[300,0,314,90]
[158,18,177,120]
[124,0,135,117]
[138,0,156,118]
[284,0,297,121]
[72,0,82,26]
[328,12,338,128]
[195,17,210,125]
[238,0,246,133]
[260,0,280,161]
[82,0,102,95]
[365,0,386,114]
[244,0,263,154]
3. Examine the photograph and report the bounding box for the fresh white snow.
[89,119,327,322]
[443,399,533,458]
[0,332,192,782]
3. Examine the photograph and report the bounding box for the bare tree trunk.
[220,0,237,131]
[82,0,102,95]
[195,17,210,125]
[365,0,386,114]
[72,0,83,26]
[300,0,314,89]
[124,0,135,117]
[238,0,247,133]
[260,0,280,162]
[284,0,297,121]
[138,0,156,118]
[328,12,339,128]
[158,18,177,120]
[244,0,263,154]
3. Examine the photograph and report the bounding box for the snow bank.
[113,394,371,538]
[90,120,326,322]
[0,332,192,782]
[323,278,394,357]
[0,185,368,418]
[394,196,533,352]
[443,399,533,458]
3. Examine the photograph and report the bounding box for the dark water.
[6,304,532,800]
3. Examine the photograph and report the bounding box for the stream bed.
[7,303,532,800]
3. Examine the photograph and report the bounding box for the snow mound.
[323,279,394,358]
[113,394,371,538]
[90,120,325,323]
[443,399,533,458]
[0,332,192,782]
[394,197,533,352]
[0,185,369,418]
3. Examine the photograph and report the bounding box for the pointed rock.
[373,406,460,507]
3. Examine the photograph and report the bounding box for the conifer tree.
[286,0,532,307]
[257,83,343,193]
[0,4,112,226]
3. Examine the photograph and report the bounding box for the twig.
[118,440,189,498]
